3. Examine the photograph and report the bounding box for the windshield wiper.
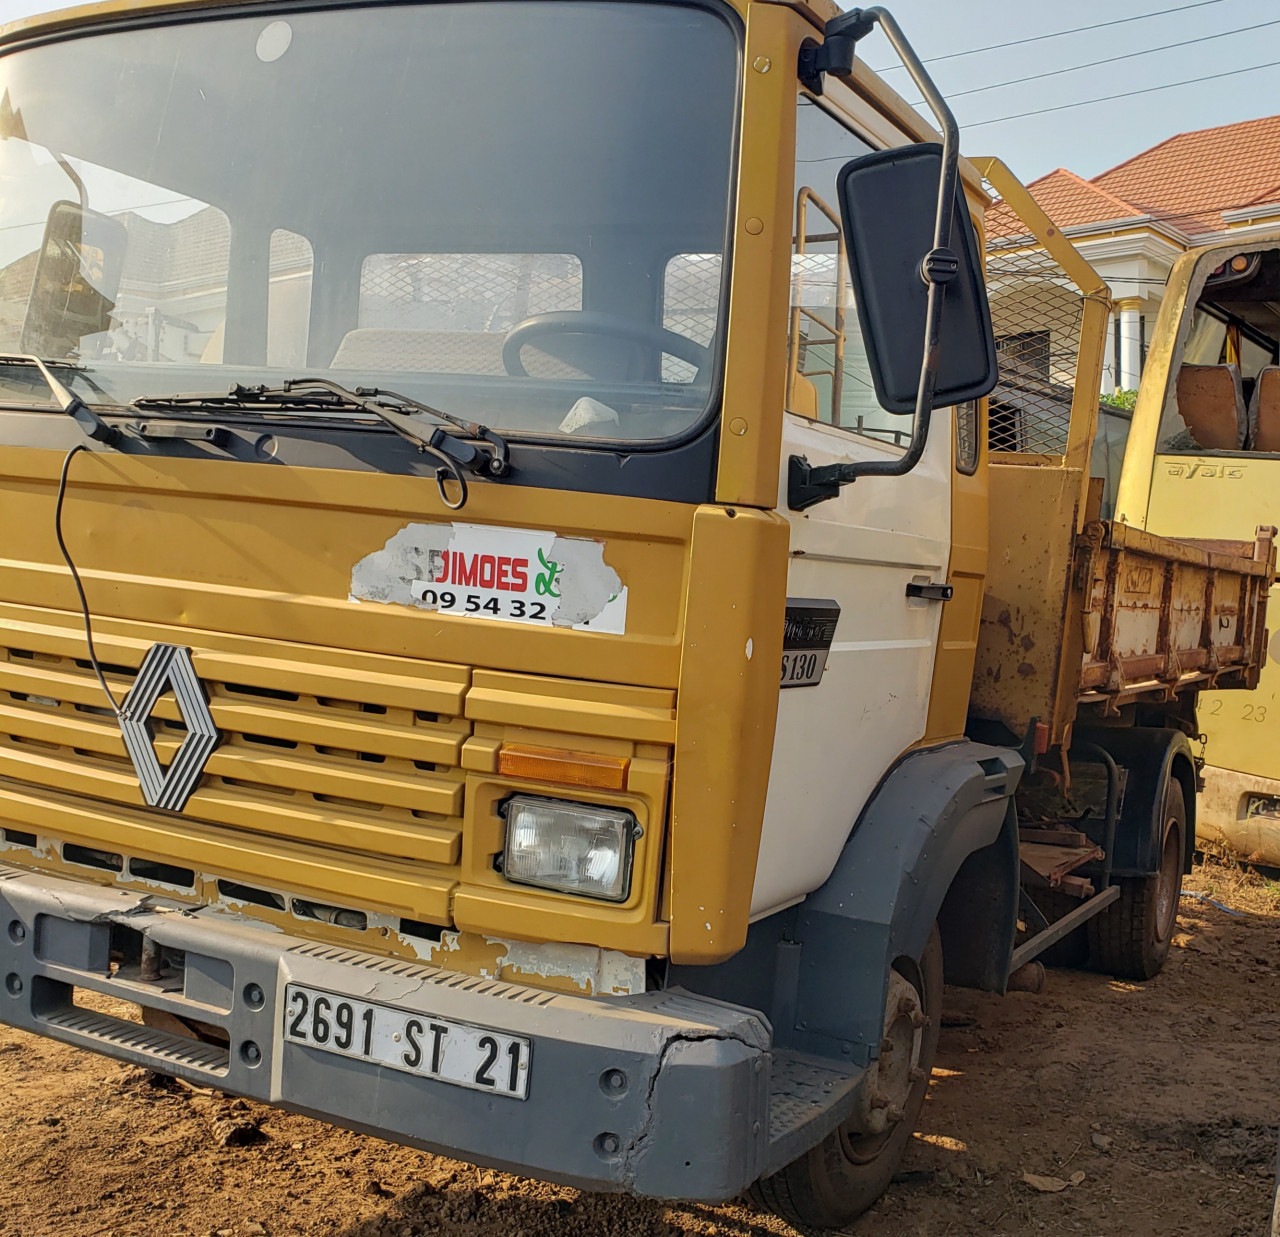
[292,379,512,480]
[133,378,512,509]
[0,354,120,446]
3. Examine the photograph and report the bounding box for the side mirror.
[837,142,996,413]
[787,8,999,510]
[20,200,127,359]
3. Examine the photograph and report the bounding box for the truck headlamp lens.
[502,796,637,902]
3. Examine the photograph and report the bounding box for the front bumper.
[0,867,772,1199]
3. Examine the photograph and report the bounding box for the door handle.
[906,581,953,602]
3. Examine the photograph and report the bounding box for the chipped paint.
[493,936,646,996]
[348,521,627,634]
[397,930,646,995]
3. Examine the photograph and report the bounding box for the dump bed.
[971,483,1276,745]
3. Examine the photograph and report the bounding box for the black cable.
[967,57,1280,129]
[871,0,1233,71]
[905,18,1279,103]
[54,444,121,718]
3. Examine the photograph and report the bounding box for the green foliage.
[1103,388,1138,411]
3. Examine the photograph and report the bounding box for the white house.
[985,114,1280,396]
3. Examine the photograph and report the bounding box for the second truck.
[0,0,1272,1228]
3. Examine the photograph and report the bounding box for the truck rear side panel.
[969,461,1086,745]
[973,472,1274,742]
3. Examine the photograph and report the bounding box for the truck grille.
[0,614,472,925]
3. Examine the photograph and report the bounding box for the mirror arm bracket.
[786,393,935,511]
[920,247,959,286]
[788,455,851,511]
[69,399,121,447]
[797,8,877,94]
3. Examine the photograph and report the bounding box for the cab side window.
[787,97,902,446]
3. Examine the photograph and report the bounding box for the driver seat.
[330,328,585,379]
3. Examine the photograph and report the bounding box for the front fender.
[789,740,1023,1064]
[668,741,1023,1069]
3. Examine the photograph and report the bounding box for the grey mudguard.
[0,867,770,1200]
[789,740,1022,1063]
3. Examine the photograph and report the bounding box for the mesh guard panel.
[983,185,1087,457]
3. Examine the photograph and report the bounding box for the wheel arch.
[935,797,1021,992]
[1170,750,1198,873]
[787,740,1024,1064]
[666,741,1025,1068]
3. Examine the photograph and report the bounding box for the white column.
[1101,312,1117,396]
[1117,298,1143,390]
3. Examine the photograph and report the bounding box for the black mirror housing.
[836,142,997,414]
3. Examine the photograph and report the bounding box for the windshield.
[0,1,738,445]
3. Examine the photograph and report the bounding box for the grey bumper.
[0,867,772,1200]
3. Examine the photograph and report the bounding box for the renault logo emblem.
[119,644,219,813]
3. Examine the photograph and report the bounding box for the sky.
[856,0,1280,183]
[0,0,1277,186]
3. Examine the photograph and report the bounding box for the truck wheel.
[750,927,943,1230]
[1088,778,1185,981]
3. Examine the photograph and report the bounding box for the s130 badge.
[781,598,840,688]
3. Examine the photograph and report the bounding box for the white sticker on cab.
[349,522,628,634]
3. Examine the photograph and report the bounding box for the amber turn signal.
[497,744,630,791]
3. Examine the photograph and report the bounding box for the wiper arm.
[282,378,512,481]
[0,354,120,446]
[132,378,514,509]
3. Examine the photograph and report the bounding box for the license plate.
[283,984,531,1099]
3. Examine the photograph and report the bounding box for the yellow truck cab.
[1110,235,1280,868]
[0,0,1273,1227]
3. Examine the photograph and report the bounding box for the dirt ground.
[0,856,1276,1237]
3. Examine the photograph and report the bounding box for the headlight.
[501,796,638,902]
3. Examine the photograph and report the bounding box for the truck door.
[752,93,953,917]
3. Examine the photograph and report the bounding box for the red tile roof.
[1095,114,1280,235]
[984,113,1280,244]
[984,168,1143,242]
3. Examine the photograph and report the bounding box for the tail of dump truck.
[1104,234,1280,867]
[965,160,1274,979]
[0,0,1274,1230]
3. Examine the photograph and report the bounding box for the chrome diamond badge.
[119,644,219,813]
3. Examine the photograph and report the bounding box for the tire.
[749,926,943,1230]
[1088,777,1185,981]
[1025,888,1090,968]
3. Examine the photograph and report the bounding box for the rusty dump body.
[972,474,1276,747]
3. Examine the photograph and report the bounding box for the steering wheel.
[501,310,712,382]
